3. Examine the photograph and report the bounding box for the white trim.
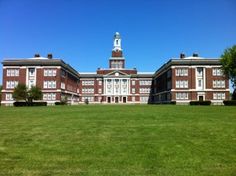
[42,90,61,93]
[62,90,79,95]
[171,89,230,92]
[171,65,221,69]
[1,101,15,103]
[3,66,21,69]
[1,90,14,93]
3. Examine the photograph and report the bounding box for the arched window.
[116,39,119,45]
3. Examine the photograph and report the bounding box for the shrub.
[190,101,211,105]
[14,101,47,107]
[223,100,236,106]
[55,101,67,105]
[30,102,47,106]
[84,99,89,105]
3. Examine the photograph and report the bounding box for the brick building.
[1,55,80,105]
[1,32,230,105]
[152,53,230,105]
[79,32,153,104]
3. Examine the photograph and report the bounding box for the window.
[43,81,56,89]
[139,80,152,85]
[132,80,136,85]
[6,69,19,77]
[44,69,57,76]
[98,88,102,94]
[132,88,135,94]
[53,70,56,76]
[48,81,52,88]
[176,93,188,100]
[7,70,10,76]
[43,93,56,101]
[198,80,202,87]
[176,68,188,76]
[111,61,123,69]
[61,82,65,89]
[28,80,35,89]
[176,80,188,88]
[213,93,225,100]
[6,81,18,89]
[212,68,223,76]
[29,68,35,76]
[82,88,94,94]
[81,96,94,102]
[213,80,225,88]
[140,88,151,93]
[6,93,13,101]
[197,68,203,77]
[98,81,102,86]
[82,80,94,85]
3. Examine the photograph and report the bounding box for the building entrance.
[115,97,119,103]
[107,97,111,103]
[123,97,126,103]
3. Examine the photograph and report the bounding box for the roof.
[154,57,221,77]
[2,58,79,78]
[80,71,153,78]
[80,73,103,78]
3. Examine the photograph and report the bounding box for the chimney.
[34,54,40,57]
[47,53,53,59]
[193,53,198,57]
[180,53,185,59]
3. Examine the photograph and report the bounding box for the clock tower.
[109,32,125,69]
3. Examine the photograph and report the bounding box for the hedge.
[55,102,67,105]
[223,100,236,106]
[14,102,47,107]
[190,101,211,105]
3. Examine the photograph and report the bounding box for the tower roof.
[114,32,121,39]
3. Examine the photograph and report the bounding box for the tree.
[13,84,42,102]
[28,86,43,103]
[13,83,28,101]
[221,45,236,100]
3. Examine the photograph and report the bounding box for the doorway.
[107,97,111,103]
[123,97,126,103]
[115,97,119,103]
[198,96,204,101]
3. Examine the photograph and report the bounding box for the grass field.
[0,105,236,176]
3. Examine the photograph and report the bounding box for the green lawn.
[0,105,236,176]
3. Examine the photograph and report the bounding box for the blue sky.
[0,0,236,90]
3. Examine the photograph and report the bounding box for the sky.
[0,0,236,90]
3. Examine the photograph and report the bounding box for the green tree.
[221,45,236,100]
[28,86,43,103]
[13,84,43,102]
[13,83,28,101]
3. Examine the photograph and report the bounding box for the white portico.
[103,71,131,103]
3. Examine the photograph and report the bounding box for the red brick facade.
[152,57,230,104]
[1,58,79,105]
[0,33,230,105]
